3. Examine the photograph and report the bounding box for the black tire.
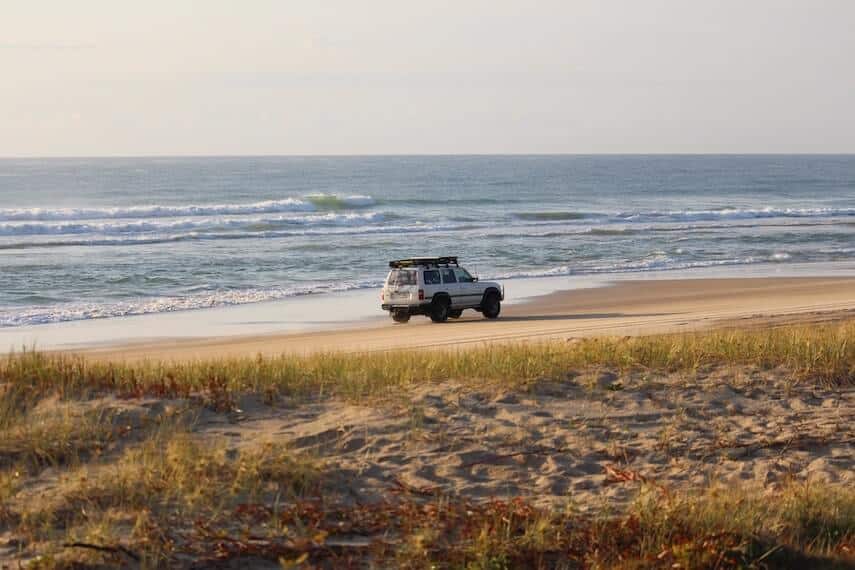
[391,309,410,323]
[482,292,501,319]
[430,297,450,323]
[449,309,463,319]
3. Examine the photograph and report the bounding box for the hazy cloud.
[0,41,96,50]
[1,0,854,156]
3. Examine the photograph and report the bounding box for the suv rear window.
[387,269,417,286]
[423,270,440,285]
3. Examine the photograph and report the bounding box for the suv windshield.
[454,268,475,283]
[387,269,417,286]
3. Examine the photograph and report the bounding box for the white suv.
[380,257,504,323]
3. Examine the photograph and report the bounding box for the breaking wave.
[511,207,855,225]
[0,194,376,222]
[610,206,855,223]
[304,193,376,209]
[0,222,481,249]
[490,253,802,280]
[512,212,589,221]
[0,212,385,237]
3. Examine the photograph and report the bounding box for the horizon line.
[2,152,855,160]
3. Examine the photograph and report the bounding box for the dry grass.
[2,321,853,408]
[6,415,852,569]
[8,427,320,567]
[12,474,852,568]
[1,321,853,567]
[0,405,117,474]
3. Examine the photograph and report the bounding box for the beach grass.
[2,320,852,408]
[6,428,320,567]
[1,320,853,567]
[4,434,853,568]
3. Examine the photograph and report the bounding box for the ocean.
[0,155,853,328]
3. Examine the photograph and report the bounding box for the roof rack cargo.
[389,256,459,269]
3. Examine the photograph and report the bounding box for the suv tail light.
[380,291,384,301]
[418,289,424,301]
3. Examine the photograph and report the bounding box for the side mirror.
[472,277,479,282]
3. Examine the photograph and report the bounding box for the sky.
[2,0,854,156]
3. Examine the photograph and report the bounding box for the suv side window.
[454,268,474,283]
[423,270,440,285]
[440,268,457,284]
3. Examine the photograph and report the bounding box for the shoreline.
[71,273,855,362]
[2,261,854,359]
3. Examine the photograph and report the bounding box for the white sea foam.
[612,206,855,223]
[509,207,855,225]
[0,212,386,236]
[0,194,376,222]
[489,254,797,280]
[0,280,383,327]
[0,221,480,249]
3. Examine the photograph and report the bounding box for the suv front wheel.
[430,297,450,323]
[481,292,501,319]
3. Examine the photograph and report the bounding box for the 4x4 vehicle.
[380,257,504,323]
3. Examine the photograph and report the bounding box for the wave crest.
[613,206,855,223]
[0,194,376,222]
[512,212,589,221]
[490,253,801,280]
[304,194,375,209]
[0,212,385,237]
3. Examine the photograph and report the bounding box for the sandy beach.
[78,276,855,362]
[3,276,854,566]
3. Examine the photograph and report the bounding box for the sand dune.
[198,367,852,510]
[14,364,847,518]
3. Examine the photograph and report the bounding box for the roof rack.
[389,256,459,269]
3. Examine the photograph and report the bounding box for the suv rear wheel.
[391,309,410,323]
[481,292,501,319]
[430,297,450,323]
